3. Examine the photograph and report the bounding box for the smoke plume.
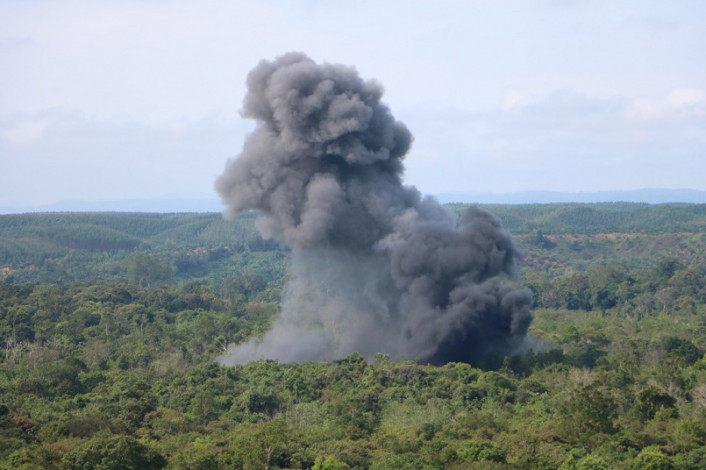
[215,52,532,366]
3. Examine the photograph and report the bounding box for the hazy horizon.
[3,187,706,215]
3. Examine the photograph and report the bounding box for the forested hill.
[2,203,706,283]
[2,203,705,250]
[2,204,706,468]
[448,202,706,234]
[0,211,283,284]
[0,211,266,254]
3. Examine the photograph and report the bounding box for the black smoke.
[215,52,532,366]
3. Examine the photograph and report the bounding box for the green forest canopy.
[1,203,706,468]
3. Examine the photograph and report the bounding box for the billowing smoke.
[215,52,532,366]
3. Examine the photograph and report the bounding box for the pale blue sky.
[1,0,705,209]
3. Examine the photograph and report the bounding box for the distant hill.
[435,188,706,204]
[3,188,706,214]
[470,202,706,235]
[3,203,706,283]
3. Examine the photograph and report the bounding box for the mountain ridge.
[434,188,706,205]
[2,188,706,214]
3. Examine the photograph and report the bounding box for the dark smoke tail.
[215,52,532,366]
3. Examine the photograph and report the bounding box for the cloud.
[0,109,244,205]
[629,88,706,123]
[501,90,532,114]
[1,119,48,146]
[403,86,706,194]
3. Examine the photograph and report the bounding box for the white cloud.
[501,90,531,114]
[0,109,246,205]
[667,88,706,108]
[1,119,48,146]
[628,88,706,123]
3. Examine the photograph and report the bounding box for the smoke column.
[215,52,532,366]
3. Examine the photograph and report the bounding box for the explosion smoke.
[215,53,532,366]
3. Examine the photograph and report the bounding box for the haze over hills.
[2,188,706,214]
[435,188,706,205]
[0,197,225,214]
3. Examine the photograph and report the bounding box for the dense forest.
[1,203,706,469]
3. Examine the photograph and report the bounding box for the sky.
[1,0,705,211]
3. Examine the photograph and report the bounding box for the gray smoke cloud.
[215,52,532,366]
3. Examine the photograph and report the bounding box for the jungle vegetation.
[1,203,706,469]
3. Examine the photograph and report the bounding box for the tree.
[558,273,593,310]
[235,419,291,470]
[125,255,171,288]
[636,386,676,421]
[629,447,673,470]
[62,434,166,470]
[561,381,617,440]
